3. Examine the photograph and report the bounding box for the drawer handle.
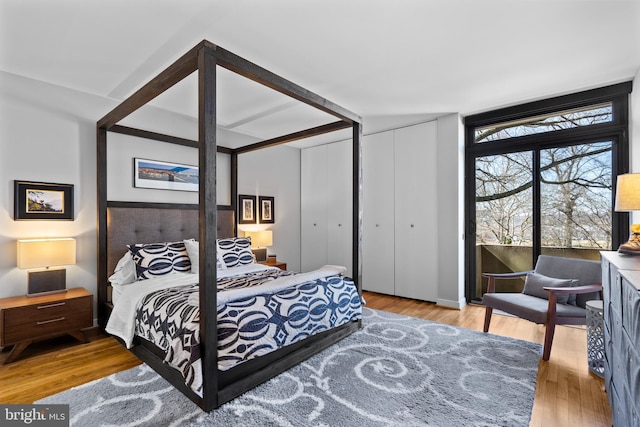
[36,317,65,325]
[37,302,66,309]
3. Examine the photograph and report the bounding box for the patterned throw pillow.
[217,237,254,268]
[128,241,191,280]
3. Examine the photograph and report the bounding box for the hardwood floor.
[0,291,612,426]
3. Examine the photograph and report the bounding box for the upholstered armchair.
[482,255,603,361]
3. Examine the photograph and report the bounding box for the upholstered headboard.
[106,205,235,277]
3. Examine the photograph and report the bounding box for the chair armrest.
[543,284,603,295]
[482,271,532,279]
[482,270,533,293]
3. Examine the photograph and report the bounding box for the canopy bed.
[96,40,363,411]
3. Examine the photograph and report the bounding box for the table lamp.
[244,230,272,262]
[615,173,640,255]
[17,238,76,296]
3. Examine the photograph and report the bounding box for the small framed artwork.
[238,195,257,224]
[259,196,275,224]
[14,181,74,220]
[134,158,198,192]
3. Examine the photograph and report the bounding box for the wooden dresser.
[600,252,640,427]
[0,287,93,363]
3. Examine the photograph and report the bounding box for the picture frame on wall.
[259,196,275,224]
[133,158,199,192]
[14,181,74,220]
[238,195,257,224]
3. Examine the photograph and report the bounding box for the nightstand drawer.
[1,295,92,345]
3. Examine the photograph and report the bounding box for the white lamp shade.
[17,238,76,269]
[615,173,640,211]
[245,230,273,247]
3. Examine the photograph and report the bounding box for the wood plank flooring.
[0,291,612,426]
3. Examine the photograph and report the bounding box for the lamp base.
[618,224,640,255]
[27,268,67,297]
[252,248,267,262]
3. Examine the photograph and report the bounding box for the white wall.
[238,146,302,272]
[0,71,103,299]
[631,71,640,223]
[436,113,466,308]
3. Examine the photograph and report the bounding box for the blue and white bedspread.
[107,264,362,396]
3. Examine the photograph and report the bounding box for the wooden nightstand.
[0,287,93,364]
[260,260,287,270]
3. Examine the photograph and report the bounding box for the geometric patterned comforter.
[134,268,363,396]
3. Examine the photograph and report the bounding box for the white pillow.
[184,238,227,272]
[108,252,137,286]
[183,239,199,273]
[217,251,227,270]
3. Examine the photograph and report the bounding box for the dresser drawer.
[1,295,92,345]
[622,277,640,342]
[622,330,640,415]
[611,271,624,316]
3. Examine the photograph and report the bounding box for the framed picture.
[14,181,74,220]
[259,196,275,224]
[133,158,198,192]
[238,195,257,224]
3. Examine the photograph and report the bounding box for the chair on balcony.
[482,255,602,361]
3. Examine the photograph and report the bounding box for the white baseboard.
[436,297,467,310]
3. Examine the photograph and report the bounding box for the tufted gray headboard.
[106,204,235,277]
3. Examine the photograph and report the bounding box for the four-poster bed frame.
[96,40,362,411]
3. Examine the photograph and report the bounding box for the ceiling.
[1,0,639,148]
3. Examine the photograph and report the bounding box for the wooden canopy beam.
[109,124,233,154]
[235,121,352,154]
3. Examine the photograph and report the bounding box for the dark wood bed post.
[352,122,363,296]
[96,126,108,327]
[197,43,219,411]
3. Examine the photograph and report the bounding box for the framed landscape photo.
[259,196,275,224]
[134,158,199,192]
[238,195,257,224]
[14,181,74,220]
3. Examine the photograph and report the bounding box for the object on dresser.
[614,173,640,255]
[17,238,76,296]
[245,230,273,262]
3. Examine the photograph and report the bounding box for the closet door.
[301,144,328,272]
[394,122,438,301]
[362,131,395,294]
[326,140,353,275]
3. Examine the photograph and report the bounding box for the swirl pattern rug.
[37,308,541,426]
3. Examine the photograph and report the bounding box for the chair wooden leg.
[483,307,493,333]
[543,293,558,361]
[542,322,556,361]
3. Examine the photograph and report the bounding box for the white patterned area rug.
[37,308,541,426]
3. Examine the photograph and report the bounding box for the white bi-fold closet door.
[362,121,438,302]
[300,140,352,276]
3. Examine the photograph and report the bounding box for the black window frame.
[464,81,632,303]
